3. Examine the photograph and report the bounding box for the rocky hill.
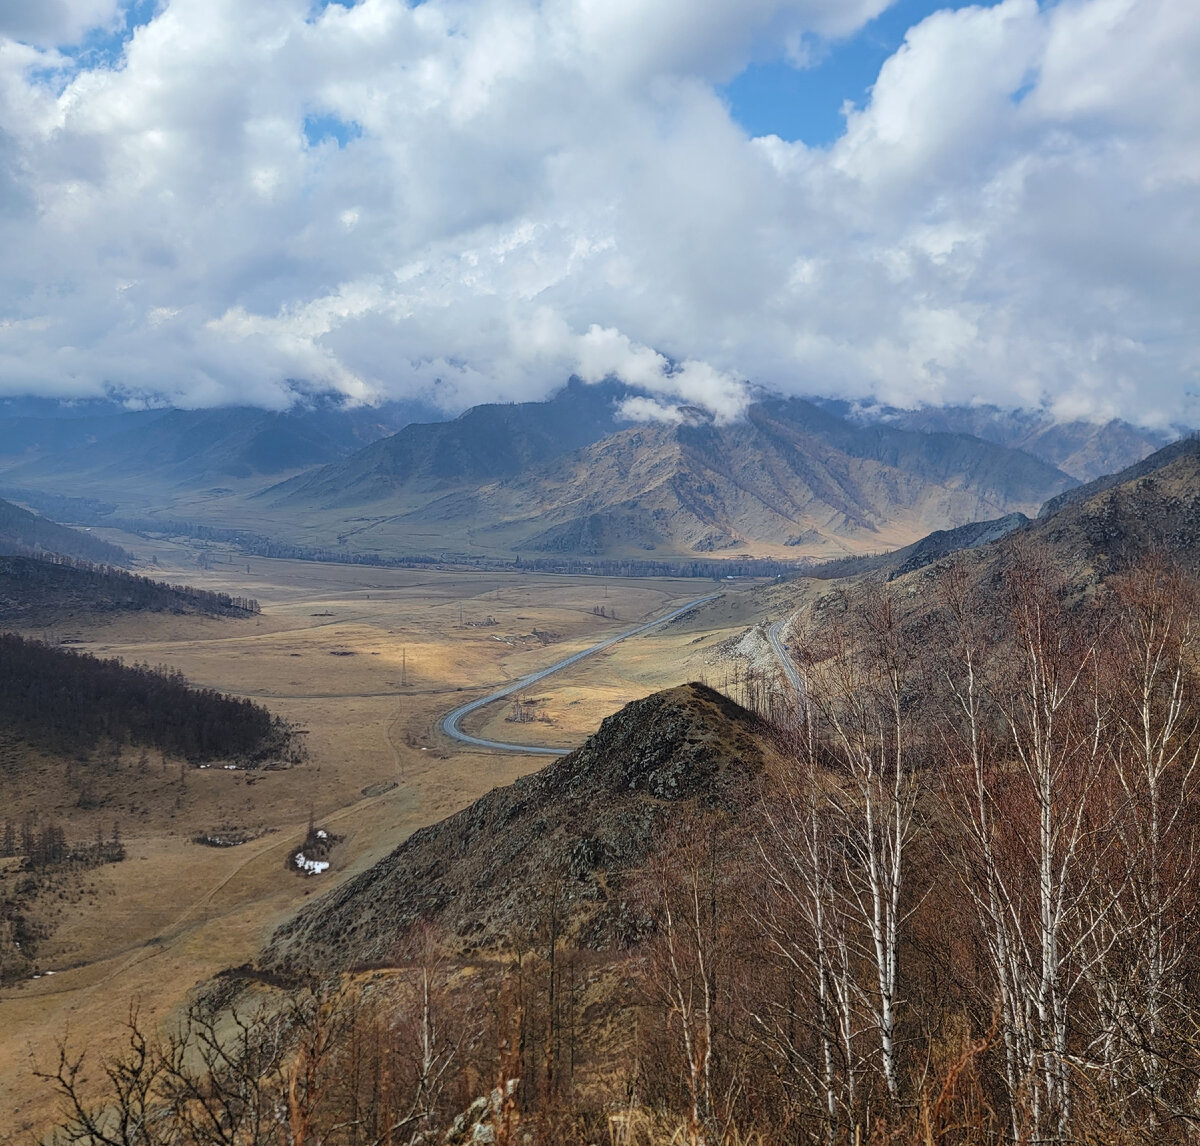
[263,683,768,972]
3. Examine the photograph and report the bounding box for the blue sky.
[723,0,1006,145]
[69,0,1003,150]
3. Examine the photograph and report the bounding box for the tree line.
[0,633,294,764]
[1,815,125,870]
[0,553,260,620]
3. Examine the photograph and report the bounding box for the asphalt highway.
[439,593,722,755]
[766,617,805,698]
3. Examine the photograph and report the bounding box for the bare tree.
[753,714,858,1143]
[939,550,1118,1142]
[802,584,922,1105]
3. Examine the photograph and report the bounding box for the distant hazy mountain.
[0,398,438,490]
[265,378,633,507]
[0,407,166,461]
[819,401,1170,482]
[358,396,1076,559]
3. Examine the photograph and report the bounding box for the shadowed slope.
[263,683,767,971]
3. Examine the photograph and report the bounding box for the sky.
[0,0,1196,428]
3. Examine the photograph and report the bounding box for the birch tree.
[940,552,1114,1142]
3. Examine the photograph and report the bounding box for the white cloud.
[0,0,1195,428]
[0,0,123,48]
[616,396,686,424]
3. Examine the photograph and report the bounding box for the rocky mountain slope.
[374,397,1075,559]
[266,379,631,508]
[1029,438,1200,577]
[263,683,768,972]
[873,437,1200,604]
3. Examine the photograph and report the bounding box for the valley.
[0,391,1192,1143]
[0,534,771,1137]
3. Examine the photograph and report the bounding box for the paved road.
[766,617,805,698]
[440,594,722,755]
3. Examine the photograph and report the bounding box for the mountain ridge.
[366,397,1076,559]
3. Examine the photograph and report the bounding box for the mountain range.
[263,392,1078,559]
[0,382,1178,561]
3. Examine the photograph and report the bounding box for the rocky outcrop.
[262,683,768,972]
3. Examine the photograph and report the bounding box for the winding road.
[766,617,805,698]
[440,593,721,755]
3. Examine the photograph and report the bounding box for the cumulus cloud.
[0,0,1195,427]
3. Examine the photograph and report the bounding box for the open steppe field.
[0,536,774,1138]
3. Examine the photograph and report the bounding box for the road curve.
[766,618,805,698]
[440,593,722,755]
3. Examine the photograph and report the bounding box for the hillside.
[264,682,767,971]
[0,497,131,565]
[379,398,1074,559]
[0,555,259,626]
[266,378,631,508]
[0,633,296,765]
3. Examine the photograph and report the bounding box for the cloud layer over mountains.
[0,0,1195,426]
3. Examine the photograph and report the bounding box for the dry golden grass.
[0,535,771,1137]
